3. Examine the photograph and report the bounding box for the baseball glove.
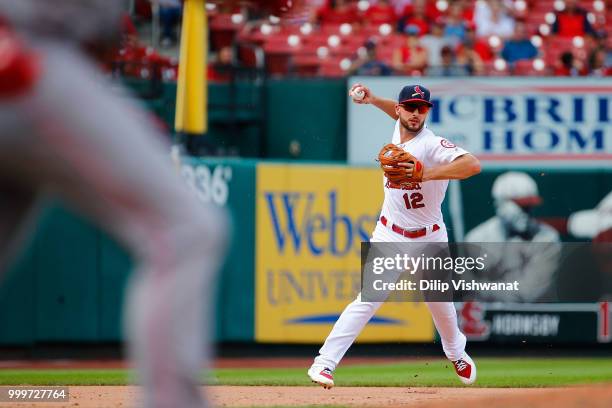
[377,143,424,183]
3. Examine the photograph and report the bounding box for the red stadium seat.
[320,23,362,37]
[292,55,321,77]
[209,14,244,50]
[265,53,291,76]
[237,43,263,68]
[328,45,357,59]
[530,0,555,12]
[512,59,550,76]
[361,24,383,38]
[279,25,306,36]
[263,38,299,76]
[525,10,549,25]
[293,42,323,56]
[484,61,509,76]
[319,58,349,77]
[547,36,576,50]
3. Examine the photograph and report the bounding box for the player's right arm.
[348,83,398,120]
[421,153,481,181]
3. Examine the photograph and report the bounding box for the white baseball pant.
[313,220,467,370]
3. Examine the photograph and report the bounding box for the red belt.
[380,216,439,239]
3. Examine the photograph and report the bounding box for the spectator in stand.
[392,24,428,74]
[552,0,594,38]
[316,0,359,26]
[474,0,515,39]
[456,37,485,75]
[554,51,587,76]
[501,21,538,64]
[421,19,454,67]
[456,0,476,22]
[443,2,468,46]
[456,22,494,62]
[427,45,469,76]
[208,46,235,82]
[587,47,611,76]
[121,13,138,43]
[402,0,441,21]
[349,38,394,76]
[115,12,139,54]
[590,32,612,68]
[160,1,182,48]
[390,0,412,16]
[397,0,432,36]
[364,0,397,26]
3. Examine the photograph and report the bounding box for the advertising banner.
[457,302,610,343]
[255,163,434,343]
[348,77,612,168]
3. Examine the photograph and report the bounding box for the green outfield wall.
[0,161,610,345]
[126,79,348,160]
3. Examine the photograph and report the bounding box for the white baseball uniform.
[313,121,469,370]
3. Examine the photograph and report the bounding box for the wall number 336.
[403,192,425,209]
[182,164,233,206]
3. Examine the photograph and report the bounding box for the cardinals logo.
[459,301,490,340]
[412,86,425,99]
[440,139,457,148]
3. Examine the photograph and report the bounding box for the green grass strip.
[0,358,610,388]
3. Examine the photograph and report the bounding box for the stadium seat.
[237,43,264,68]
[319,58,349,77]
[484,61,509,76]
[263,39,298,76]
[292,55,321,77]
[300,33,330,50]
[293,42,323,56]
[328,45,357,59]
[210,14,244,50]
[320,23,362,37]
[547,36,577,50]
[531,0,555,13]
[512,59,549,76]
[525,10,549,25]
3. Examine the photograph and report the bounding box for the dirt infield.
[0,385,610,408]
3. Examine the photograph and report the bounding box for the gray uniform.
[0,0,125,42]
[0,4,225,408]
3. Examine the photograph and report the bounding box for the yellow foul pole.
[175,0,207,134]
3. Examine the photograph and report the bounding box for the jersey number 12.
[403,192,425,209]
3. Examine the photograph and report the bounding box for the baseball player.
[308,83,481,388]
[0,2,226,407]
[464,172,561,301]
[466,172,560,243]
[568,190,612,242]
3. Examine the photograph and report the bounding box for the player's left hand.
[396,162,417,178]
[377,144,424,183]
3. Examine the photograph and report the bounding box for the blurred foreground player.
[0,1,227,407]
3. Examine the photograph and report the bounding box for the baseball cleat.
[308,364,334,389]
[452,353,477,385]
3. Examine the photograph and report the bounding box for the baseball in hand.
[351,87,365,101]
